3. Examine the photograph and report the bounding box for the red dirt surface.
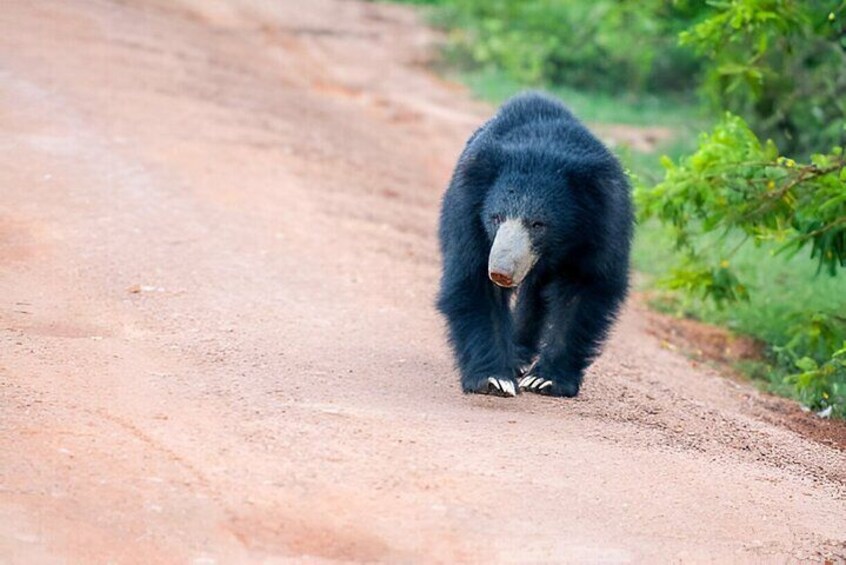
[1,1,844,562]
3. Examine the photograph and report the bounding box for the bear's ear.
[457,136,501,186]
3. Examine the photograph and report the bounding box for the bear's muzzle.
[488,219,537,288]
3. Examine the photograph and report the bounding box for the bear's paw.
[463,375,518,397]
[519,374,580,397]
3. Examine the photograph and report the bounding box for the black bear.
[437,92,633,398]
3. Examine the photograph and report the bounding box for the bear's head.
[481,153,609,289]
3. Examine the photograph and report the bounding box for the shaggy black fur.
[437,92,633,397]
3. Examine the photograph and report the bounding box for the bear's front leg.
[511,276,545,378]
[438,272,519,397]
[520,281,624,397]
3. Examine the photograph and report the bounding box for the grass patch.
[455,68,700,128]
[634,225,846,346]
[633,220,846,397]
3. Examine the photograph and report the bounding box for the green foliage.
[639,114,846,279]
[429,0,705,95]
[637,111,846,415]
[637,0,846,416]
[680,0,846,156]
[787,343,846,415]
[460,68,703,127]
[403,0,846,153]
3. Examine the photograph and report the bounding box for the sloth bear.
[437,92,633,398]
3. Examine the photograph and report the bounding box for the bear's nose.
[489,271,514,288]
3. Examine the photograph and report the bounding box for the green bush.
[634,1,846,416]
[428,0,706,95]
[681,0,846,157]
[636,112,846,414]
[401,0,845,156]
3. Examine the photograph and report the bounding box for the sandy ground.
[0,1,844,563]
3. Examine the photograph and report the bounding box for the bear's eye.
[491,214,504,225]
[531,220,546,229]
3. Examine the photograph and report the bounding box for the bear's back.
[488,92,613,170]
[488,91,575,135]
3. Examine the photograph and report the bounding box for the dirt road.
[1,1,844,562]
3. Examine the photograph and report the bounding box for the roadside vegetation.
[385,0,846,417]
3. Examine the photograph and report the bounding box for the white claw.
[539,380,553,390]
[487,377,516,396]
[520,376,536,388]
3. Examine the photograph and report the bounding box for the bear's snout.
[488,219,537,288]
[489,271,514,288]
